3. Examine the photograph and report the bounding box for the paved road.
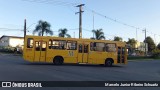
[0,54,160,90]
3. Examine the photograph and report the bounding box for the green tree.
[33,20,53,36]
[91,29,105,40]
[58,28,71,38]
[127,38,137,48]
[157,43,160,50]
[126,38,137,54]
[144,36,156,52]
[113,36,122,41]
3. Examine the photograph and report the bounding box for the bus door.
[34,40,47,62]
[117,47,125,63]
[40,41,47,62]
[34,41,41,62]
[83,44,89,63]
[78,43,89,63]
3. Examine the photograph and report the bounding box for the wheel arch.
[53,55,64,63]
[105,58,114,63]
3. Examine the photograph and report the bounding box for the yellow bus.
[23,35,127,66]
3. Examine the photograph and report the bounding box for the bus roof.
[25,35,126,46]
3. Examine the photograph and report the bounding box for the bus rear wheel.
[105,59,113,67]
[53,56,63,65]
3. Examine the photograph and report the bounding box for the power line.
[84,6,160,43]
[84,6,143,41]
[0,28,22,31]
[28,1,160,40]
[84,6,140,30]
[18,1,160,43]
[22,0,79,6]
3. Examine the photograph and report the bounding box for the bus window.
[42,42,46,51]
[49,39,52,49]
[52,40,66,50]
[67,41,77,50]
[59,40,66,49]
[78,44,82,53]
[118,47,121,54]
[27,38,33,48]
[106,44,116,52]
[122,47,125,54]
[84,45,88,53]
[90,42,94,51]
[90,42,105,52]
[35,42,40,51]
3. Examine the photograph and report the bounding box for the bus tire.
[53,56,63,65]
[105,59,113,67]
[99,64,104,66]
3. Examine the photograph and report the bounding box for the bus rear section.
[116,42,128,65]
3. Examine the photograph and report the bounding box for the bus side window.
[42,42,46,51]
[52,40,66,50]
[84,45,88,53]
[122,47,125,54]
[106,44,116,52]
[90,42,94,51]
[59,40,66,49]
[118,47,121,54]
[27,38,33,48]
[79,44,82,53]
[35,42,40,51]
[93,42,97,51]
[49,39,52,49]
[90,42,97,51]
[93,42,105,52]
[67,41,77,50]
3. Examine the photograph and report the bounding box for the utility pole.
[76,4,85,39]
[24,19,26,40]
[136,28,138,41]
[74,32,75,38]
[92,11,95,38]
[143,29,147,56]
[154,34,156,45]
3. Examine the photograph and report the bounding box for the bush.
[152,49,160,58]
[0,46,15,53]
[128,56,151,60]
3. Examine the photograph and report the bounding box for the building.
[127,41,148,56]
[135,41,148,52]
[0,35,24,47]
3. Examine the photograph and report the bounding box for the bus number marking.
[68,51,74,56]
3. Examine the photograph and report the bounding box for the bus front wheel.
[105,59,113,67]
[53,56,63,65]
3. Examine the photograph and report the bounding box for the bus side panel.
[96,52,117,65]
[65,50,78,63]
[24,48,34,62]
[88,51,98,64]
[96,52,106,64]
[88,52,117,65]
[112,52,118,65]
[46,49,54,63]
[46,50,78,64]
[23,37,34,62]
[46,50,66,63]
[125,47,128,64]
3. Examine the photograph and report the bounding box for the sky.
[0,0,160,44]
